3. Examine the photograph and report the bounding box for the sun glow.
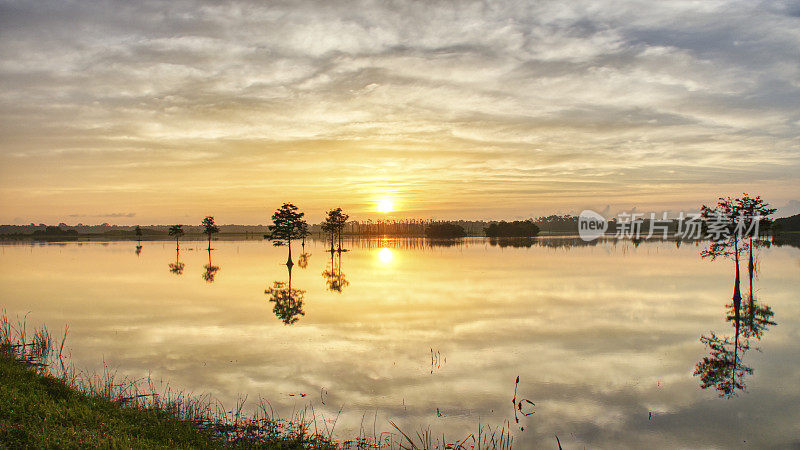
[377,199,394,213]
[377,247,394,265]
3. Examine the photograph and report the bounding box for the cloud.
[0,0,798,222]
[67,212,136,218]
[775,199,800,217]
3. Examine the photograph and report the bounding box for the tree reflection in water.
[695,236,776,397]
[266,264,305,325]
[322,251,348,293]
[695,312,752,396]
[168,248,185,275]
[202,248,220,283]
[297,252,310,269]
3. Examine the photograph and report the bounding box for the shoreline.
[0,313,512,449]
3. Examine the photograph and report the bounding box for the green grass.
[0,351,225,448]
[0,310,338,448]
[0,352,337,448]
[0,312,513,449]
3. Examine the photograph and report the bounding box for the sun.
[377,199,394,213]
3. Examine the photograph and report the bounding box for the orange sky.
[1,0,798,224]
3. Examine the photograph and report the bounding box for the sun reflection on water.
[377,247,394,265]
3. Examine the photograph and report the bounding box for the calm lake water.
[1,237,799,448]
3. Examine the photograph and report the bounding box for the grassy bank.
[0,313,513,449]
[0,314,337,449]
[0,351,226,448]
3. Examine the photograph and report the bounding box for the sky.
[0,0,799,224]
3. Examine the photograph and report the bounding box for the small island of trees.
[31,226,79,239]
[425,222,467,238]
[484,220,541,237]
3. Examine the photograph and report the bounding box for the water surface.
[1,238,798,447]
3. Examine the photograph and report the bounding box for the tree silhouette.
[168,225,184,251]
[135,225,143,255]
[335,209,349,251]
[323,208,349,252]
[322,213,337,252]
[701,194,776,317]
[265,265,305,325]
[168,248,185,275]
[267,203,306,266]
[298,221,310,251]
[695,200,777,398]
[202,248,220,283]
[201,216,220,251]
[735,195,777,236]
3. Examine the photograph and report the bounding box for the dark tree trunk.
[730,236,744,391]
[732,307,741,388]
[748,237,754,302]
[732,237,741,316]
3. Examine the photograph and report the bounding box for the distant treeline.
[485,220,540,237]
[773,213,800,233]
[0,223,270,237]
[425,223,467,238]
[328,216,575,236]
[2,219,539,237]
[3,212,798,239]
